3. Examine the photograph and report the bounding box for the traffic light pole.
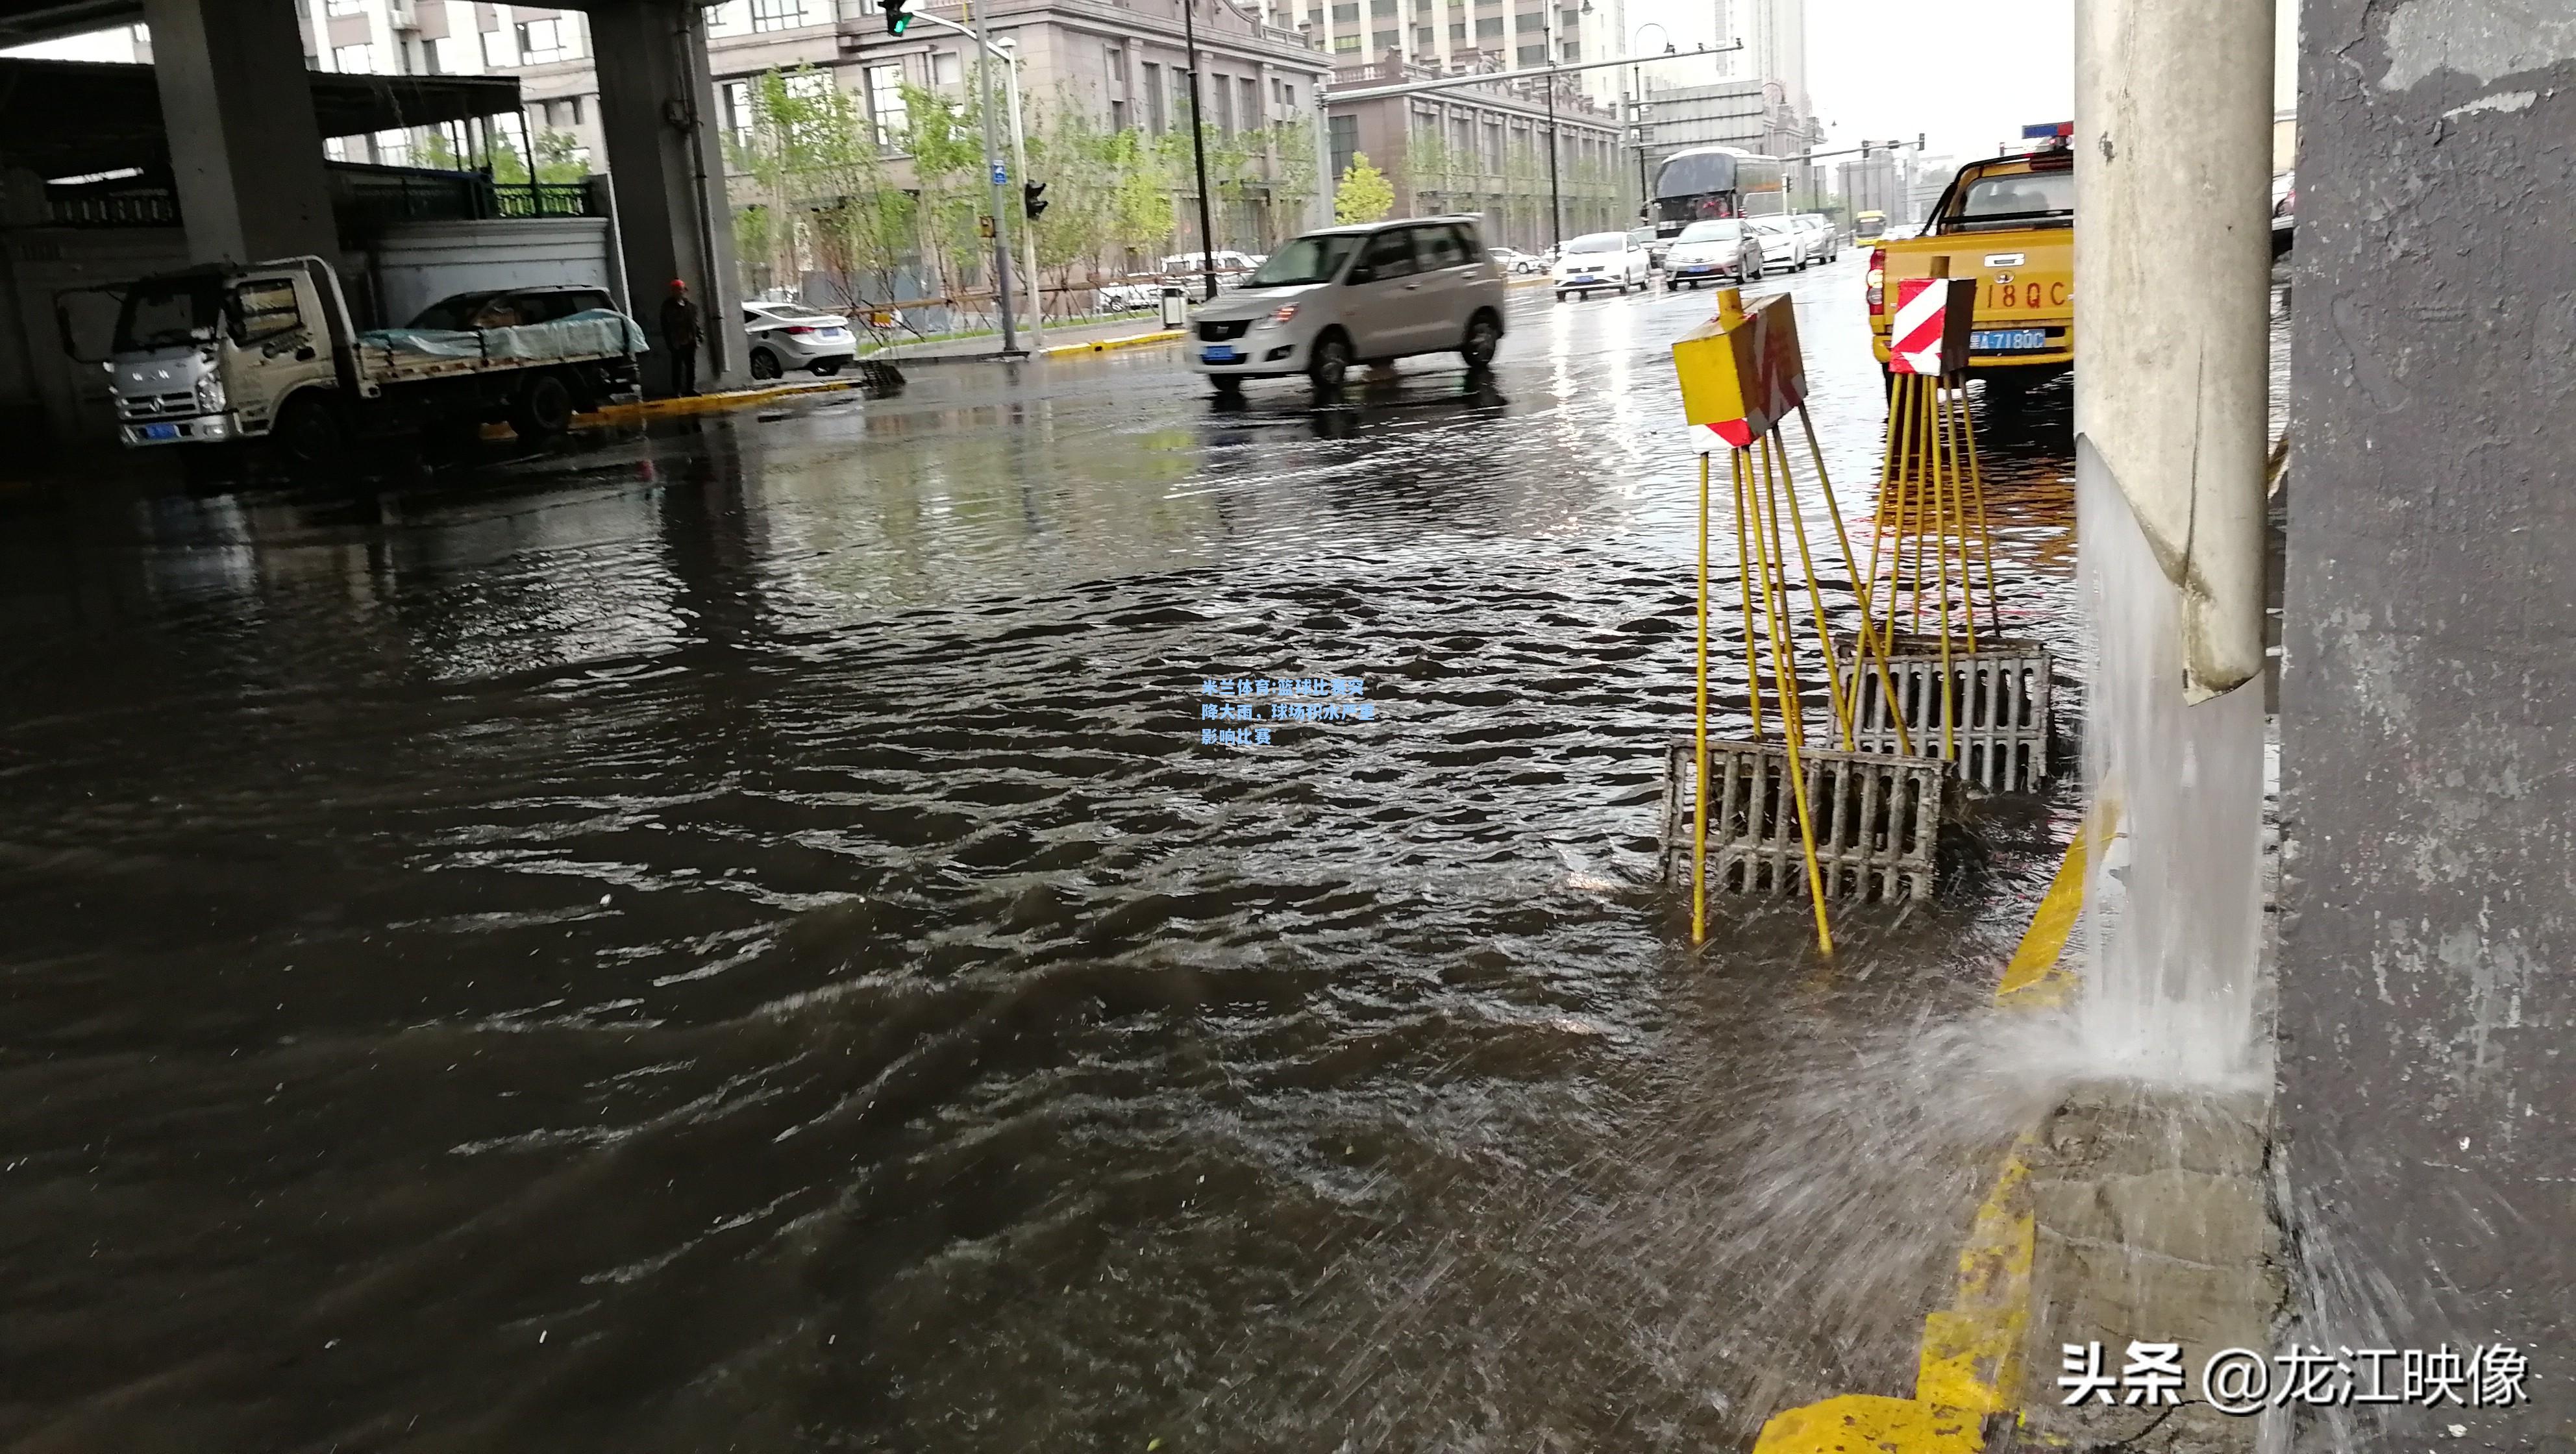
[965,0,1020,356]
[882,3,1038,349]
[1000,44,1041,348]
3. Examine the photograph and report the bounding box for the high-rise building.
[1246,0,1628,107]
[1713,0,1802,119]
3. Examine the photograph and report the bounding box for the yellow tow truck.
[1867,124,2074,406]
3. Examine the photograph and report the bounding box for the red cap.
[668,278,688,291]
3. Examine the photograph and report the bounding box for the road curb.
[1037,328,1184,358]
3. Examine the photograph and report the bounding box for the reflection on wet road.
[0,262,2083,1449]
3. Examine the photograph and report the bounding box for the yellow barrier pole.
[1861,371,1908,652]
[1929,376,1959,765]
[1771,427,1853,747]
[1734,450,1766,743]
[1940,379,1979,654]
[1750,437,1834,955]
[1907,373,1938,637]
[1962,380,2003,642]
[1695,451,1711,945]
[1800,404,1916,758]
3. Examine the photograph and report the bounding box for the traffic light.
[1022,180,1048,220]
[880,0,911,35]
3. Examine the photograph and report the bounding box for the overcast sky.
[1624,0,2299,163]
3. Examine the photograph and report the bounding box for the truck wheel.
[272,393,345,475]
[515,373,574,443]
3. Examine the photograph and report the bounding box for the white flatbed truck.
[99,255,643,470]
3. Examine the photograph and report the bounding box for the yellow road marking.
[1751,822,2090,1454]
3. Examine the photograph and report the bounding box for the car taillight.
[1866,247,1887,311]
[787,325,818,335]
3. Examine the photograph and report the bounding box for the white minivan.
[1552,232,1651,300]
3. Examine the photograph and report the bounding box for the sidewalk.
[873,314,1183,363]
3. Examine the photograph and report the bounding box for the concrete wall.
[2278,3,2576,1448]
[0,221,194,447]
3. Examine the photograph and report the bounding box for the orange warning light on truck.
[1868,123,2075,405]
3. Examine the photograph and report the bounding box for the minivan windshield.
[113,275,221,353]
[1243,234,1361,287]
[1563,233,1626,254]
[1678,220,1742,241]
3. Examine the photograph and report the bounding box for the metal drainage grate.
[1661,733,1955,903]
[1848,635,2053,793]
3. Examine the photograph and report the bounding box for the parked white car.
[743,301,858,377]
[1746,216,1809,273]
[1794,213,1841,262]
[1161,250,1261,287]
[1489,246,1547,275]
[1552,231,1651,299]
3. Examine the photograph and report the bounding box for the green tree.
[1335,151,1393,225]
[416,127,589,184]
[1269,117,1320,233]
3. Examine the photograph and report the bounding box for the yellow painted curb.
[1752,822,2091,1454]
[1038,328,1183,358]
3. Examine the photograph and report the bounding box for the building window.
[1372,27,1396,48]
[1415,26,1431,47]
[1143,62,1165,130]
[722,80,754,147]
[1330,2,1357,19]
[426,34,471,72]
[1332,32,1358,51]
[703,1,746,36]
[1447,21,1465,38]
[1211,73,1232,132]
[1111,98,1128,129]
[331,42,377,72]
[1513,10,1542,29]
[867,62,906,144]
[1559,38,1577,60]
[1474,15,1502,36]
[1370,0,1394,12]
[1516,42,1543,63]
[1240,77,1257,127]
[1329,112,1357,176]
[750,0,809,31]
[932,49,962,88]
[515,17,568,62]
[323,0,362,13]
[1107,45,1128,85]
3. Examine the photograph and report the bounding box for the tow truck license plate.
[141,423,179,441]
[1201,346,1240,364]
[1972,328,2048,352]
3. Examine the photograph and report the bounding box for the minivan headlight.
[1258,304,1299,327]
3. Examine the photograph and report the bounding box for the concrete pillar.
[589,0,747,394]
[2277,5,2576,1449]
[142,0,340,265]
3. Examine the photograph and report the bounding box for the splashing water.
[2070,440,2270,1090]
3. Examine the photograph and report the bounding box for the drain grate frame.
[1661,733,1958,903]
[1848,635,2054,794]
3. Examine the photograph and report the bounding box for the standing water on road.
[0,272,2090,1449]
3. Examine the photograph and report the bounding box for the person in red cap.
[658,278,702,397]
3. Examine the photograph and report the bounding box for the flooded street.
[1,263,2085,1451]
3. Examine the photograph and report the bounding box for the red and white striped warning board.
[1888,277,1975,377]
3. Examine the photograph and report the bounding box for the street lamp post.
[1628,21,1672,226]
[1182,0,1220,302]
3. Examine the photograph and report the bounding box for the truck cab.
[106,262,347,449]
[1867,134,2075,398]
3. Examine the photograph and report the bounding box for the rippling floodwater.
[0,265,2085,1450]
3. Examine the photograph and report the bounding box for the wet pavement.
[0,259,2086,1451]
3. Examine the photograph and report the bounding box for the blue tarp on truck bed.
[358,308,649,362]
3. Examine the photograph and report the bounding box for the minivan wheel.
[1460,312,1502,371]
[1307,331,1352,392]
